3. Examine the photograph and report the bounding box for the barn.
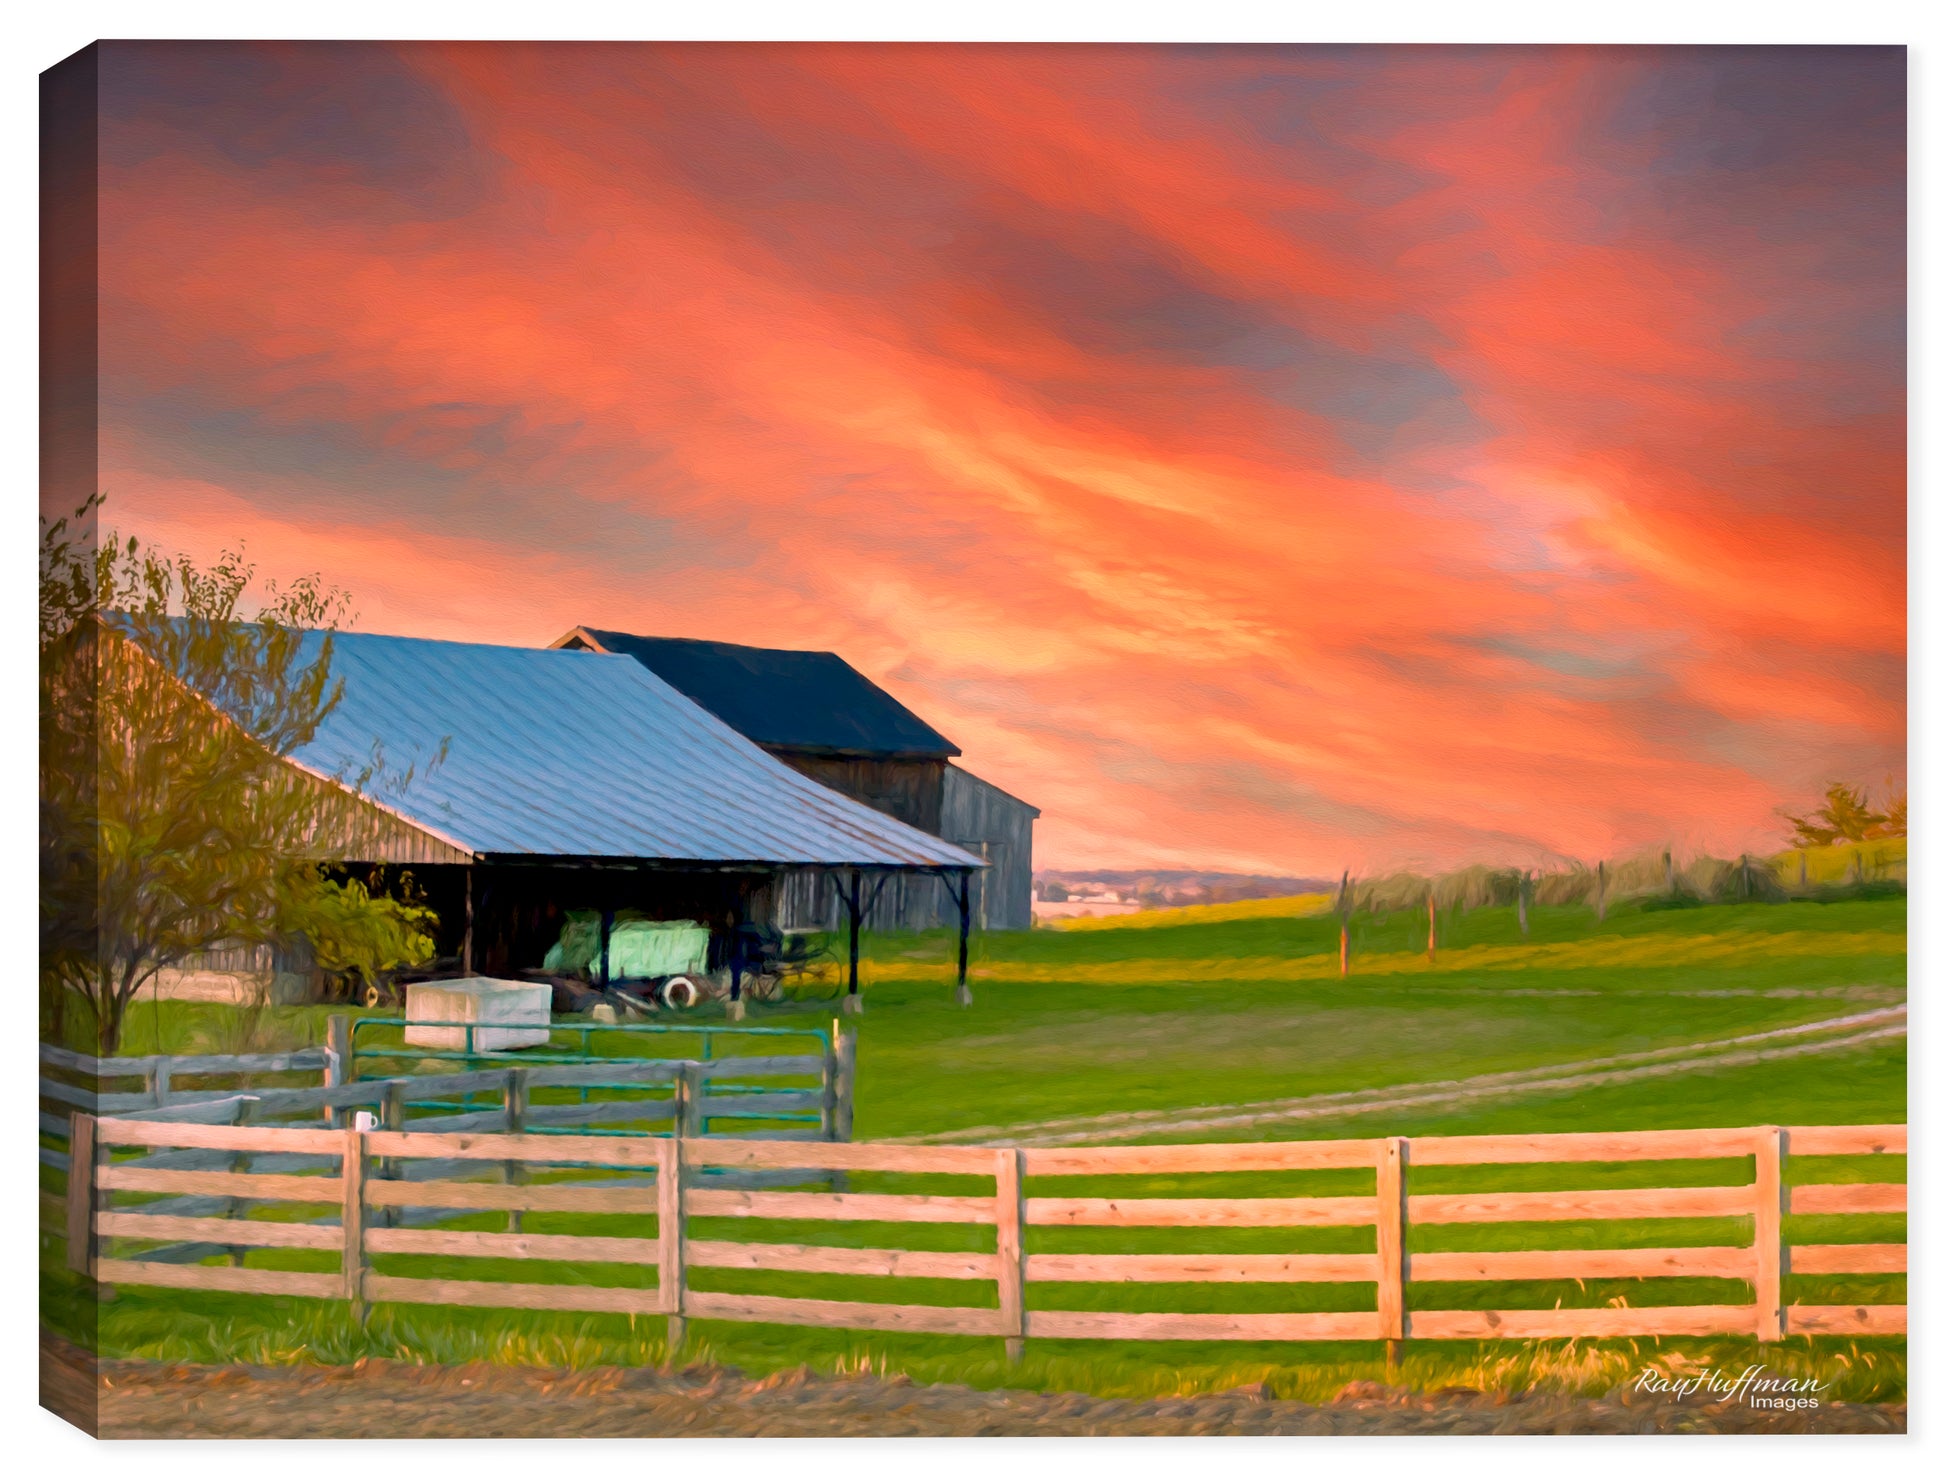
[550,628,1040,930]
[180,630,987,1004]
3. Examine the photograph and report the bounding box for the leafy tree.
[1877,785,1908,839]
[279,869,438,1004]
[1783,781,1906,849]
[40,496,435,1052]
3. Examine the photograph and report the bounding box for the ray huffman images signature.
[1635,1365,1830,1412]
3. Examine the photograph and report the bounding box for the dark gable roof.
[562,629,961,760]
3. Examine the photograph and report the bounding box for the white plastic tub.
[403,977,552,1052]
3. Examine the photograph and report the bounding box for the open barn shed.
[249,631,986,1003]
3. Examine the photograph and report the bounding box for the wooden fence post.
[1336,869,1352,979]
[832,1024,856,1143]
[1376,1136,1407,1364]
[341,1125,368,1323]
[995,1147,1026,1362]
[821,1030,841,1142]
[677,1061,704,1138]
[1425,896,1437,965]
[148,1059,172,1110]
[227,1097,261,1266]
[657,1135,687,1354]
[65,1112,97,1277]
[1754,1126,1785,1342]
[379,1080,406,1229]
[324,1015,351,1128]
[504,1067,529,1233]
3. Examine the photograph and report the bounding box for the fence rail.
[57,1119,1904,1352]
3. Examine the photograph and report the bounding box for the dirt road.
[41,1335,1902,1438]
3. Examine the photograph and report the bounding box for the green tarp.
[542,911,710,979]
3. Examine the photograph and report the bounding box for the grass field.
[41,894,1907,1403]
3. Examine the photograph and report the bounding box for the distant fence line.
[57,1121,1905,1352]
[1344,838,1907,918]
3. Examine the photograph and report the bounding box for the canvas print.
[39,41,1905,1439]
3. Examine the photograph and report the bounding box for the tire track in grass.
[894,1006,1907,1146]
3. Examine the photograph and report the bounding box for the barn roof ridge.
[554,625,962,760]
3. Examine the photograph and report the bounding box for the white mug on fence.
[352,1110,377,1132]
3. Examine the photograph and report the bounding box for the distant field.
[1052,891,1333,931]
[840,896,1904,1142]
[44,893,1906,1401]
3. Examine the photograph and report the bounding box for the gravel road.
[40,1334,1903,1439]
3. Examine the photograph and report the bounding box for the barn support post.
[842,869,864,1015]
[598,908,614,990]
[953,869,973,1007]
[476,875,496,975]
[726,894,745,1021]
[462,864,475,974]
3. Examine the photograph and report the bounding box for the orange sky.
[88,43,1905,875]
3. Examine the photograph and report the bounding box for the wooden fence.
[58,1120,1904,1350]
[40,1030,856,1182]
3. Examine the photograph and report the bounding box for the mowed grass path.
[44,896,1906,1402]
[834,898,1905,1140]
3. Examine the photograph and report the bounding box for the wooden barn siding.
[773,868,951,934]
[174,931,322,977]
[88,627,469,870]
[111,662,469,973]
[771,754,947,835]
[942,767,1036,931]
[288,762,475,867]
[175,942,274,975]
[773,768,1036,933]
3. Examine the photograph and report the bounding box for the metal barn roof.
[555,628,961,759]
[283,630,985,868]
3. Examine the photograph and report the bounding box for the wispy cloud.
[95,42,1905,872]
